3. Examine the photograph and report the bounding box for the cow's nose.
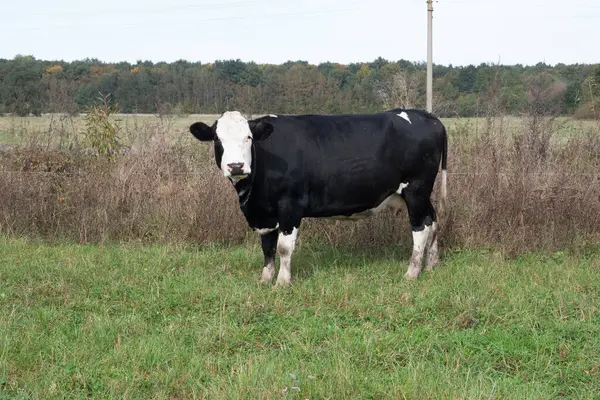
[227,162,245,175]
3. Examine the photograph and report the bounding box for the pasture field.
[0,113,598,149]
[0,111,599,398]
[1,238,599,399]
[0,113,215,149]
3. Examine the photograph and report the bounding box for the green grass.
[1,238,600,399]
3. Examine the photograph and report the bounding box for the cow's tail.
[439,123,448,223]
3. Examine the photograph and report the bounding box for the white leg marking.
[216,111,253,177]
[261,259,276,282]
[396,182,409,195]
[425,222,439,271]
[405,225,430,280]
[397,112,412,124]
[276,228,298,286]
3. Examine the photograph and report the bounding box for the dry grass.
[441,115,600,252]
[0,115,246,245]
[0,113,599,254]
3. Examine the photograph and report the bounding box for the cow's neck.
[233,143,256,210]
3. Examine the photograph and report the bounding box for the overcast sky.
[1,0,598,66]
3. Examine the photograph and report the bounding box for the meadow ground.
[1,112,599,398]
[0,113,215,149]
[0,113,597,149]
[1,238,599,399]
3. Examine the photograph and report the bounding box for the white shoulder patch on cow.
[397,112,411,124]
[269,114,278,118]
[396,182,409,195]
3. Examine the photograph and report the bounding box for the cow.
[189,109,448,287]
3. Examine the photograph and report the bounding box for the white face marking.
[268,114,278,118]
[276,227,298,286]
[215,111,253,178]
[396,182,409,195]
[255,224,279,235]
[405,225,431,280]
[398,112,412,124]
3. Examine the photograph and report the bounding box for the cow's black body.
[234,109,446,233]
[190,108,448,285]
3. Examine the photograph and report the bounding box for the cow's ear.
[189,122,215,141]
[249,121,273,141]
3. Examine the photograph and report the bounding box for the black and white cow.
[189,109,448,286]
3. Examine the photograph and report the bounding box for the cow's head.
[189,111,273,180]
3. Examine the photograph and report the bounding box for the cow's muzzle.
[226,162,246,176]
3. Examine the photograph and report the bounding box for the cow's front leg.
[275,226,298,287]
[259,230,278,283]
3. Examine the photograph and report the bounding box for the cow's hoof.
[261,267,275,283]
[273,279,292,289]
[425,256,439,272]
[404,270,420,280]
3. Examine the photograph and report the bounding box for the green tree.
[1,55,45,116]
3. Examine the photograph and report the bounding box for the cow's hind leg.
[260,230,278,283]
[403,186,436,280]
[424,221,439,271]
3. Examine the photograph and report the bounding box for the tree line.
[1,55,599,118]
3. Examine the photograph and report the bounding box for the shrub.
[0,113,599,254]
[82,93,122,160]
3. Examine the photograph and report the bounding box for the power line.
[441,0,599,5]
[437,0,600,14]
[3,1,599,32]
[22,0,283,18]
[1,0,404,32]
[0,6,382,33]
[436,14,600,19]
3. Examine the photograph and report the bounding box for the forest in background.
[1,55,599,118]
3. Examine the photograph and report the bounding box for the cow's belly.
[325,193,406,221]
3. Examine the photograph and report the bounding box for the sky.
[1,0,598,66]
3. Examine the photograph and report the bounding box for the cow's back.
[247,110,444,219]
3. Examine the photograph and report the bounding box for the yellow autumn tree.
[45,65,63,74]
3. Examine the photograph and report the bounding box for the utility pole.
[426,0,433,113]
